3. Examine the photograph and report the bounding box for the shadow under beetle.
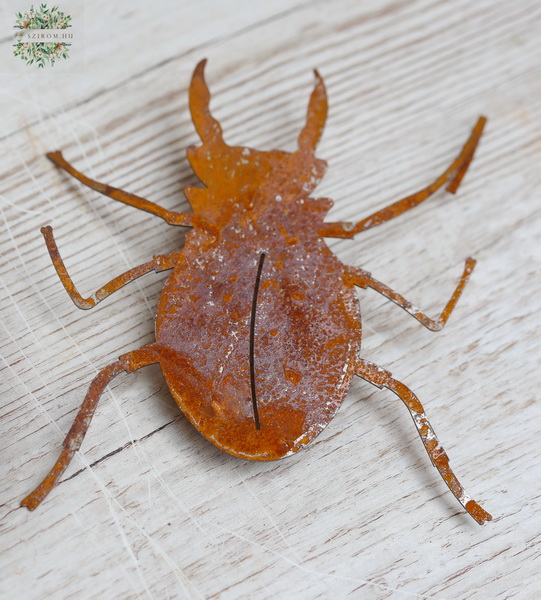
[21,60,492,524]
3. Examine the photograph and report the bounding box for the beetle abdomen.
[155,208,361,460]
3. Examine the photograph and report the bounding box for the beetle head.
[185,60,328,221]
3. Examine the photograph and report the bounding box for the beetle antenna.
[189,59,224,146]
[298,69,328,152]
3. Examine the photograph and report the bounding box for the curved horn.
[298,70,328,152]
[189,59,224,145]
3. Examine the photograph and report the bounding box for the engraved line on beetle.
[21,59,491,524]
[249,252,266,430]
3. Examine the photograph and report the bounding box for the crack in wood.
[60,416,181,484]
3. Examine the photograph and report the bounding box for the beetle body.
[155,61,361,459]
[157,197,361,459]
[21,60,492,524]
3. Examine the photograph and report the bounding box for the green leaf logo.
[13,4,73,68]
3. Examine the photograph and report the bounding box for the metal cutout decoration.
[21,60,491,525]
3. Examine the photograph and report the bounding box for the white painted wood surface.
[1,1,540,598]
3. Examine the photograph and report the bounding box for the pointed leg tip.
[466,500,492,525]
[46,150,64,166]
[465,257,477,271]
[20,495,39,511]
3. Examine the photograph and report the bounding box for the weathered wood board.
[1,0,540,598]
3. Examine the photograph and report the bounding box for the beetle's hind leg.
[21,344,161,510]
[354,358,492,525]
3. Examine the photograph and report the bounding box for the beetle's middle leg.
[354,358,492,525]
[345,258,476,331]
[20,343,162,511]
[41,225,182,309]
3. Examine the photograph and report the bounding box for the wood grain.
[1,0,540,598]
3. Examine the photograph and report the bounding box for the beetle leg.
[41,225,182,309]
[354,358,492,525]
[319,116,486,239]
[345,258,476,331]
[46,150,193,226]
[20,344,162,510]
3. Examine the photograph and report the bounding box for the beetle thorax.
[185,60,330,226]
[184,144,328,225]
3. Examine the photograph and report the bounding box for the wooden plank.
[1,0,540,598]
[0,0,306,138]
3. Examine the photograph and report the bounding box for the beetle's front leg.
[320,116,486,239]
[47,150,193,227]
[345,258,476,331]
[41,225,182,309]
[354,358,492,525]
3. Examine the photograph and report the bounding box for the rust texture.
[21,59,491,525]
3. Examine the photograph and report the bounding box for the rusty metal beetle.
[21,60,491,524]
